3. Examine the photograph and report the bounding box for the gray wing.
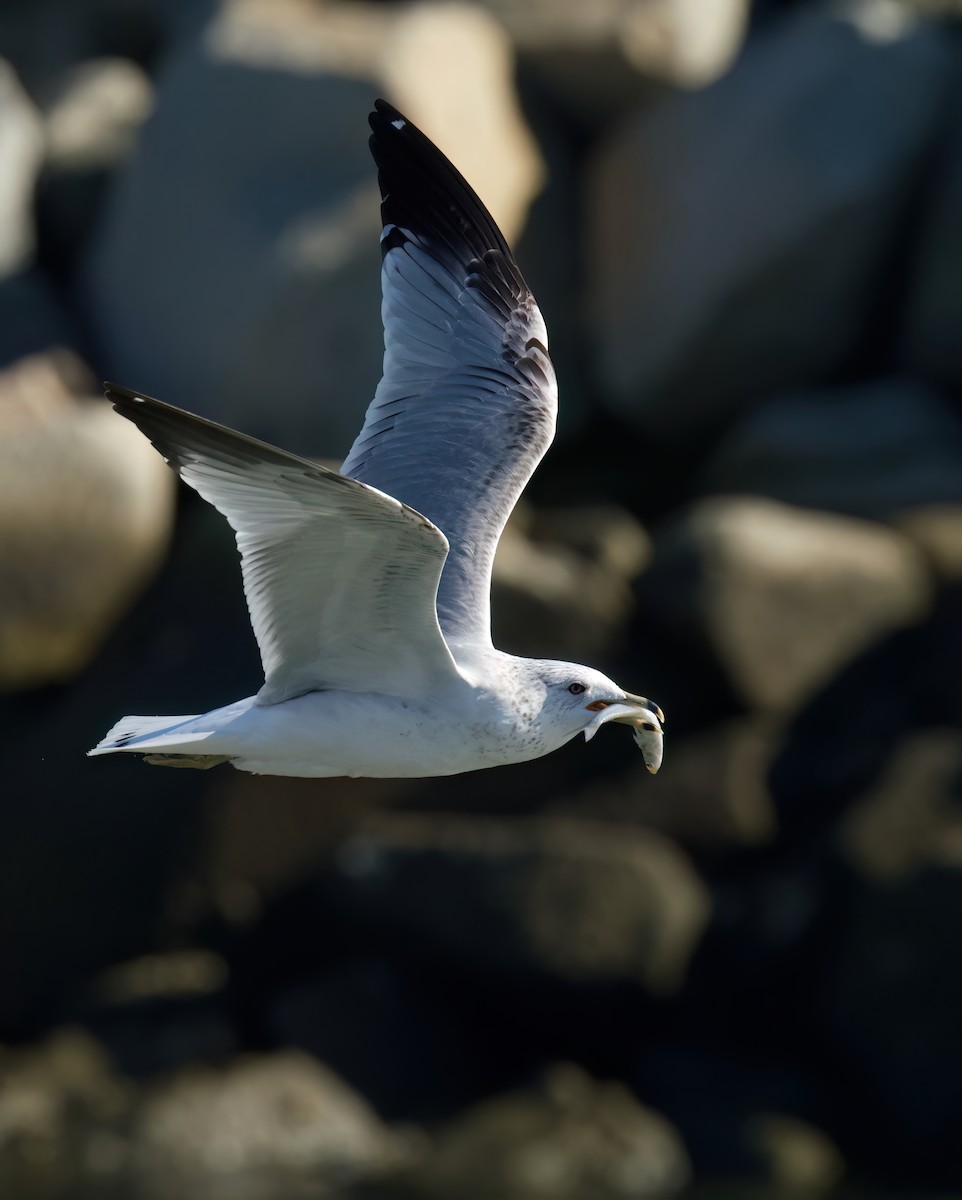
[340,99,558,648]
[106,385,463,703]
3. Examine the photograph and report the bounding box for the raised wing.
[106,385,463,703]
[340,99,558,648]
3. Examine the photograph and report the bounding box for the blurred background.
[3,0,962,1196]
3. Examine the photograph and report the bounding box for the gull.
[88,99,664,778]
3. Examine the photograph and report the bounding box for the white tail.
[88,713,200,756]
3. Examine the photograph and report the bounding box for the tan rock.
[400,1063,691,1199]
[134,1051,401,1175]
[0,58,43,278]
[0,353,174,690]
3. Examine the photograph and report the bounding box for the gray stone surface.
[587,8,954,438]
[81,0,542,457]
[329,813,710,994]
[697,378,962,518]
[637,496,933,711]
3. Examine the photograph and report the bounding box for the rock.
[133,1051,402,1177]
[0,59,43,279]
[0,496,257,1038]
[819,864,962,1178]
[37,58,154,281]
[0,1028,131,1171]
[82,0,543,456]
[0,351,175,690]
[263,956,506,1122]
[696,378,962,519]
[744,1113,844,1194]
[636,497,933,713]
[473,0,748,129]
[587,8,954,439]
[492,502,650,660]
[396,1063,691,1200]
[0,0,191,98]
[326,814,710,994]
[481,0,748,87]
[0,269,79,366]
[901,58,962,390]
[770,584,962,842]
[840,728,962,880]
[567,717,779,849]
[896,504,962,579]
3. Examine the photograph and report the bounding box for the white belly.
[187,687,559,778]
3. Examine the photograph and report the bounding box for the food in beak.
[582,699,664,775]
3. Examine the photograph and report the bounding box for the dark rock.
[636,1043,837,1181]
[901,63,962,393]
[770,584,962,842]
[265,957,501,1122]
[396,1063,690,1200]
[839,728,962,880]
[587,8,954,438]
[819,864,962,1182]
[636,496,932,713]
[320,813,710,995]
[36,57,154,284]
[697,378,962,519]
[0,498,259,1038]
[0,269,78,366]
[566,717,780,850]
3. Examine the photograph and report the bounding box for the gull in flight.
[89,100,664,778]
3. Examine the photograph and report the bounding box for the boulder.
[840,728,962,880]
[0,269,78,366]
[587,8,955,438]
[567,717,780,849]
[324,813,710,994]
[636,496,932,712]
[473,0,749,126]
[896,503,962,579]
[133,1051,403,1177]
[0,352,175,690]
[37,57,154,282]
[0,59,43,278]
[818,864,962,1179]
[900,61,962,390]
[397,1063,691,1200]
[696,378,962,519]
[492,502,650,660]
[82,0,543,456]
[769,583,962,841]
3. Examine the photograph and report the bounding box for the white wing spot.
[391,118,406,131]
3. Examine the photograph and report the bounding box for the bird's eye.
[567,682,587,695]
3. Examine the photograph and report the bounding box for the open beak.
[583,692,665,775]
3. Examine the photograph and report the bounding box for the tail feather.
[88,713,203,756]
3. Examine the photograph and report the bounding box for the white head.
[530,660,665,774]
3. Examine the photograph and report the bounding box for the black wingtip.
[367,97,513,267]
